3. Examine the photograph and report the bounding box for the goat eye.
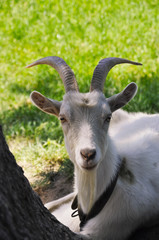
[59,116,67,123]
[105,115,111,123]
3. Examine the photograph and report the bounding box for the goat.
[26,56,159,240]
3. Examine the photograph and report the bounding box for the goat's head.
[27,56,141,171]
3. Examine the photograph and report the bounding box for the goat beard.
[77,168,97,213]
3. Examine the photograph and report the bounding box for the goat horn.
[26,56,79,92]
[90,58,142,92]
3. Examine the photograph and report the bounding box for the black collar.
[71,163,121,230]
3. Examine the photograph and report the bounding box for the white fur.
[42,92,159,240]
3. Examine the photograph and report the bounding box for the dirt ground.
[34,173,73,204]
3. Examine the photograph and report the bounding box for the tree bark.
[0,126,82,240]
[0,125,159,240]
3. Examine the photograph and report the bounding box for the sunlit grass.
[0,0,159,186]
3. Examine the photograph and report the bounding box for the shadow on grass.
[1,72,66,139]
[104,73,159,113]
[129,74,159,113]
[32,158,74,190]
[9,72,65,99]
[8,83,32,95]
[0,103,63,141]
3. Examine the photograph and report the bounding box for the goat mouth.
[82,164,97,170]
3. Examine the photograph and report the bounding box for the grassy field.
[0,0,159,186]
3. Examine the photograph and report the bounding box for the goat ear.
[107,82,137,112]
[30,91,61,117]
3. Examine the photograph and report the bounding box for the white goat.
[27,56,159,240]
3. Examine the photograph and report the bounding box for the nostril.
[80,148,96,161]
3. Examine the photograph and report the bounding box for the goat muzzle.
[80,148,96,162]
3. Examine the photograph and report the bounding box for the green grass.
[0,0,159,186]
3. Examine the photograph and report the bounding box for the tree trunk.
[0,125,159,240]
[0,126,82,240]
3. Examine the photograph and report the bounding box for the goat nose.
[80,148,96,161]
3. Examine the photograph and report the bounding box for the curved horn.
[90,57,142,92]
[26,56,79,92]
